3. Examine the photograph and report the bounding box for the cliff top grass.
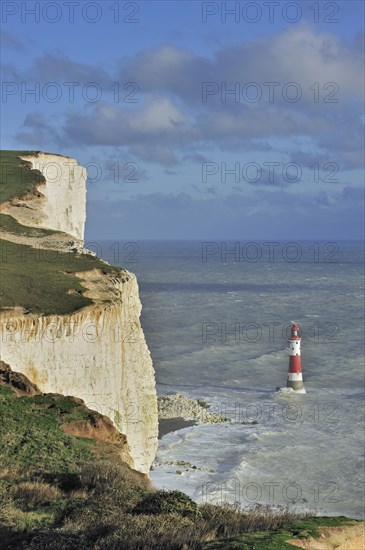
[0,150,125,315]
[0,239,119,315]
[0,212,57,238]
[0,150,45,205]
[0,239,118,315]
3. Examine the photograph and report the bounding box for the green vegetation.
[0,386,95,471]
[134,490,201,519]
[0,239,119,314]
[0,151,45,204]
[201,516,353,549]
[0,150,123,315]
[0,378,358,549]
[0,213,56,238]
[0,382,149,548]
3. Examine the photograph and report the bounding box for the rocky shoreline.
[157,392,257,438]
[158,392,230,425]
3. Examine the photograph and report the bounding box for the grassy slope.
[0,239,118,314]
[0,151,121,315]
[0,383,149,548]
[202,516,353,549]
[0,151,45,204]
[0,385,95,472]
[0,213,56,238]
[0,384,356,550]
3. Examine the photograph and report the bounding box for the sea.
[96,240,364,519]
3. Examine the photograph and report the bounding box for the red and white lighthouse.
[286,323,306,393]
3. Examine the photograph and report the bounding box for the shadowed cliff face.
[0,151,158,474]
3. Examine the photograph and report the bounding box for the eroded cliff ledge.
[0,151,158,474]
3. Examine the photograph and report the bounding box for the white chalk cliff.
[1,153,86,241]
[0,153,158,474]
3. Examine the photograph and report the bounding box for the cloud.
[129,144,178,166]
[119,44,211,101]
[224,193,257,209]
[120,26,363,102]
[341,185,365,203]
[0,31,24,51]
[4,53,111,86]
[16,112,61,146]
[85,185,364,239]
[354,31,365,53]
[182,153,210,164]
[216,25,363,98]
[63,97,194,147]
[14,26,364,169]
[129,96,188,134]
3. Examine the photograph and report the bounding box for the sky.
[1,0,364,240]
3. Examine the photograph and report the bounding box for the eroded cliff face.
[0,273,157,473]
[1,153,86,241]
[0,152,158,474]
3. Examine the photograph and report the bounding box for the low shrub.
[133,489,201,519]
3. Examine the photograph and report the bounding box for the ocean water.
[97,240,365,519]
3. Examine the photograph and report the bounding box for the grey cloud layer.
[12,26,364,172]
[86,185,364,240]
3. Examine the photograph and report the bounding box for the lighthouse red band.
[287,323,306,393]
